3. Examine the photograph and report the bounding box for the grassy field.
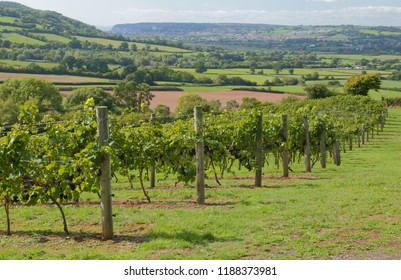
[1,108,401,260]
[0,72,115,83]
[0,16,17,23]
[75,36,192,53]
[0,59,58,69]
[34,32,71,44]
[0,24,22,31]
[1,33,46,45]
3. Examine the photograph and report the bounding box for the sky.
[6,0,401,27]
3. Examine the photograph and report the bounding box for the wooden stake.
[282,114,289,177]
[255,115,263,187]
[150,113,156,189]
[96,106,113,240]
[303,116,311,173]
[194,107,205,204]
[319,125,326,169]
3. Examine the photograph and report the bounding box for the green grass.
[0,25,22,31]
[1,32,45,45]
[0,59,57,69]
[75,36,191,53]
[1,109,401,260]
[34,32,71,43]
[0,16,17,23]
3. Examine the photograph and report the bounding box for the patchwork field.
[0,72,113,83]
[149,90,304,111]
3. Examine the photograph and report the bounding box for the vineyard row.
[0,96,387,238]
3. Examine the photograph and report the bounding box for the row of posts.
[96,106,386,240]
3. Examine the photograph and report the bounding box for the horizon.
[3,0,401,28]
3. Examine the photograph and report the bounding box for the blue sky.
[7,0,401,27]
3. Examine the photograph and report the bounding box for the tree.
[114,81,154,112]
[305,84,335,99]
[68,39,82,49]
[240,97,261,109]
[208,99,222,112]
[130,43,138,52]
[153,104,171,117]
[0,77,62,112]
[194,59,207,73]
[126,68,155,85]
[0,98,19,124]
[65,87,116,111]
[273,63,283,75]
[344,74,382,96]
[62,55,76,70]
[225,99,239,111]
[176,93,209,116]
[119,42,129,51]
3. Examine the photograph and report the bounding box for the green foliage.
[240,97,262,109]
[305,83,335,99]
[114,80,154,112]
[389,71,401,81]
[225,99,240,111]
[0,98,19,124]
[344,74,382,96]
[0,77,62,112]
[384,97,401,107]
[65,87,116,112]
[194,59,207,73]
[153,104,171,117]
[216,74,257,86]
[0,101,101,235]
[175,93,209,116]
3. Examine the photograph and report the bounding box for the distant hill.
[0,1,107,38]
[110,22,401,53]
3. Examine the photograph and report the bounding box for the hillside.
[0,2,192,80]
[0,1,106,38]
[111,22,401,54]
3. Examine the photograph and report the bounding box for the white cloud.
[113,6,401,26]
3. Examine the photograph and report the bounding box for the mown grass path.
[1,109,401,259]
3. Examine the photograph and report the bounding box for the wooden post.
[349,136,353,151]
[319,125,326,169]
[150,113,156,189]
[194,107,205,204]
[303,116,311,173]
[282,114,289,177]
[361,124,365,145]
[333,138,341,166]
[255,115,263,187]
[96,106,113,240]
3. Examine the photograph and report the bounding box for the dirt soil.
[150,90,304,111]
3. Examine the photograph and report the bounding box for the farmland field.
[0,24,22,31]
[149,90,304,111]
[1,107,401,260]
[1,33,46,45]
[0,59,58,69]
[0,72,115,83]
[0,16,17,23]
[34,32,71,43]
[75,36,192,53]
